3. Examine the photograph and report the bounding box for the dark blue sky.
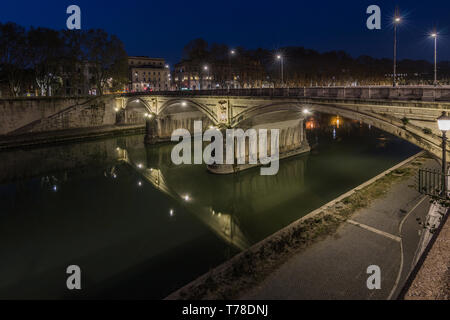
[1,0,450,66]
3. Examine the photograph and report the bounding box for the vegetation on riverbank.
[170,155,429,300]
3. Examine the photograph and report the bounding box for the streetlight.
[277,54,284,87]
[437,111,450,196]
[393,8,401,87]
[431,32,438,86]
[229,49,236,90]
[203,65,209,90]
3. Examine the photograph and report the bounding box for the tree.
[83,29,128,95]
[0,22,29,96]
[28,27,65,96]
[183,38,209,61]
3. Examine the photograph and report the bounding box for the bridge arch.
[124,97,152,112]
[232,101,443,159]
[158,99,219,124]
[231,102,304,127]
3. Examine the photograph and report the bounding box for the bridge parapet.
[121,86,450,102]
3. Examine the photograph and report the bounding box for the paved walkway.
[242,159,439,300]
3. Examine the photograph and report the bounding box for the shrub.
[401,117,409,125]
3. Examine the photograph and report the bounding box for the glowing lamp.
[437,112,450,131]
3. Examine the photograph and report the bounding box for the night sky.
[1,0,450,65]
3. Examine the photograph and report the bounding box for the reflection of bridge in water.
[117,145,251,250]
[115,142,307,251]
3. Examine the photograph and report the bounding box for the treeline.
[182,38,450,87]
[0,22,128,97]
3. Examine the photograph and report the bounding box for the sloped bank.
[165,151,428,300]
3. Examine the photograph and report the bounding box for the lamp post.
[437,111,450,197]
[393,9,401,87]
[277,54,284,87]
[203,65,209,90]
[229,49,236,90]
[431,32,438,86]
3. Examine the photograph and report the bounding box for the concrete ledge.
[400,209,449,300]
[0,125,145,151]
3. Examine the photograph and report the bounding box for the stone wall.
[0,96,130,136]
[21,97,118,134]
[0,97,94,135]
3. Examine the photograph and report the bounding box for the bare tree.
[0,22,29,96]
[83,29,128,95]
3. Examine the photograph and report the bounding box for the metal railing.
[122,86,450,102]
[418,168,449,198]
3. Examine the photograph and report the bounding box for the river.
[0,115,420,299]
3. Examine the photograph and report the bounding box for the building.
[173,58,265,90]
[173,61,212,90]
[60,62,97,96]
[129,56,171,92]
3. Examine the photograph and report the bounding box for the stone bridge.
[114,87,450,165]
[2,86,450,170]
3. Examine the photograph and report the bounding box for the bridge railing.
[123,86,450,102]
[418,168,450,199]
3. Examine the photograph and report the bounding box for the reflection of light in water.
[331,116,341,128]
[169,209,174,217]
[138,181,142,187]
[306,119,317,130]
[333,128,336,140]
[368,124,371,130]
[53,185,58,192]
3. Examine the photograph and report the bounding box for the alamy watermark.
[366,265,381,290]
[170,121,280,176]
[66,5,81,30]
[66,265,81,290]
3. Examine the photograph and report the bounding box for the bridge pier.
[144,117,160,144]
[207,118,310,174]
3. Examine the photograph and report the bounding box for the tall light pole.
[203,65,209,90]
[165,64,170,90]
[431,32,438,86]
[437,112,450,197]
[229,49,236,90]
[393,8,401,87]
[277,54,284,87]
